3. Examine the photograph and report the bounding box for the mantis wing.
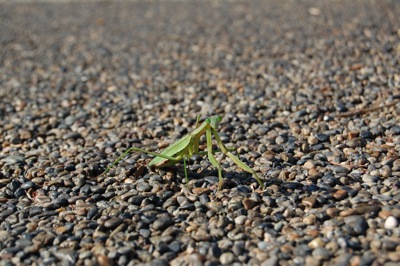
[148,134,192,167]
[148,119,211,167]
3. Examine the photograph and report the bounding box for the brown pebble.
[54,226,68,235]
[287,232,300,241]
[63,214,76,222]
[326,207,340,218]
[321,226,336,236]
[26,222,37,232]
[387,251,400,261]
[268,184,280,193]
[302,197,317,208]
[326,241,339,253]
[308,135,318,145]
[206,202,223,212]
[242,198,257,210]
[280,244,293,253]
[303,160,316,170]
[278,170,291,180]
[93,231,108,240]
[350,63,363,70]
[0,198,8,203]
[158,141,170,149]
[281,225,294,235]
[192,187,211,195]
[18,128,32,139]
[353,203,381,215]
[340,209,355,217]
[24,245,40,253]
[333,189,348,200]
[97,254,112,266]
[350,256,361,266]
[303,214,317,225]
[306,229,320,238]
[347,131,359,139]
[380,167,392,178]
[346,137,366,148]
[379,210,392,219]
[308,167,319,176]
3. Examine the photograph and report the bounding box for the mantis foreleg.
[194,114,202,128]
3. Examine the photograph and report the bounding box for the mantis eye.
[205,118,211,124]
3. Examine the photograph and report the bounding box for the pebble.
[333,189,348,200]
[308,238,325,249]
[261,255,279,266]
[2,155,25,165]
[242,198,257,209]
[328,165,350,175]
[344,216,369,236]
[234,215,247,225]
[0,1,399,266]
[302,197,317,208]
[384,216,399,230]
[104,217,123,229]
[152,217,174,231]
[220,252,235,264]
[326,207,340,218]
[312,247,332,261]
[54,248,78,264]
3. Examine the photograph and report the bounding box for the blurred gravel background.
[0,0,399,265]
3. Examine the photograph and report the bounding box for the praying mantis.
[104,115,264,189]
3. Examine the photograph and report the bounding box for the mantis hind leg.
[211,128,264,188]
[206,128,224,189]
[183,157,189,185]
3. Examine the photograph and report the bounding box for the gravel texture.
[1,0,400,265]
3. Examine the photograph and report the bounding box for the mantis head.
[206,115,223,129]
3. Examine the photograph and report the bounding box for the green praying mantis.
[104,115,264,189]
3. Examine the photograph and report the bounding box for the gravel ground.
[1,0,400,265]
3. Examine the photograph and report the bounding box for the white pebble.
[384,216,398,230]
[234,215,247,225]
